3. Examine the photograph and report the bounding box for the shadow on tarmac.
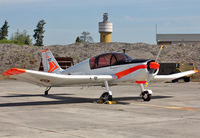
[0,93,173,107]
[2,93,73,98]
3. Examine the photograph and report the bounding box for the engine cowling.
[147,60,160,75]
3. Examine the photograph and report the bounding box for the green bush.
[0,30,32,45]
[0,39,14,44]
[10,30,32,45]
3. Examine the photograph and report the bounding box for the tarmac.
[0,80,200,138]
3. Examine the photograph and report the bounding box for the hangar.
[156,34,200,45]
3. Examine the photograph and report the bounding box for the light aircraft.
[2,46,198,103]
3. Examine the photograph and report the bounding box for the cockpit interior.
[90,52,148,69]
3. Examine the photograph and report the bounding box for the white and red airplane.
[2,47,198,103]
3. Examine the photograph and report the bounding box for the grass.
[0,39,27,46]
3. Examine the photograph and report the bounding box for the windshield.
[90,53,134,69]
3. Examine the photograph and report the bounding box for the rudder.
[41,49,63,73]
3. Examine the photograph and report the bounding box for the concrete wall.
[157,34,200,44]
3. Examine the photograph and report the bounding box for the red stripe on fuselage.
[115,65,147,79]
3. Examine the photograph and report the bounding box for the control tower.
[98,13,113,43]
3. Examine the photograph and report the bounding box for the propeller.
[145,45,164,87]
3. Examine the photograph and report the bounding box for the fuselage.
[61,52,155,83]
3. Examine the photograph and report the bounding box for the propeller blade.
[146,45,164,87]
[155,45,164,62]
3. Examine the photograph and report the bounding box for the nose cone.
[149,62,160,69]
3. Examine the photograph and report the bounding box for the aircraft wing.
[154,70,198,82]
[2,68,117,87]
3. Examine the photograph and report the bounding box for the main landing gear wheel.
[97,81,115,104]
[141,91,151,101]
[99,92,113,103]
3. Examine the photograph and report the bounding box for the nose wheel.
[138,84,152,101]
[141,90,152,101]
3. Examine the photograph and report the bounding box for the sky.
[1,0,200,45]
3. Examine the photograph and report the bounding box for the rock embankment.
[0,42,199,80]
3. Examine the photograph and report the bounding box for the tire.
[100,92,112,102]
[184,77,190,82]
[142,91,151,101]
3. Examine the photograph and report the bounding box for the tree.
[33,20,46,46]
[0,20,9,40]
[75,36,82,43]
[80,31,93,43]
[10,30,32,45]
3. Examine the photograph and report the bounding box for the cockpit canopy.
[90,52,134,69]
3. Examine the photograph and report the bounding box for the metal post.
[104,80,110,91]
[139,84,145,92]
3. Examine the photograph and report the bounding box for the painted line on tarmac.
[130,103,199,111]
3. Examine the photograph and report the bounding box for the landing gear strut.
[44,86,51,95]
[139,84,152,101]
[98,81,113,103]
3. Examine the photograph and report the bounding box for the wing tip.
[41,49,49,53]
[194,70,199,73]
[2,68,26,76]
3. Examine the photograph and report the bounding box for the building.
[98,13,113,43]
[156,34,200,45]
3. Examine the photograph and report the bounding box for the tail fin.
[41,49,63,73]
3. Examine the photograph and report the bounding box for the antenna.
[156,24,157,34]
[155,24,158,43]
